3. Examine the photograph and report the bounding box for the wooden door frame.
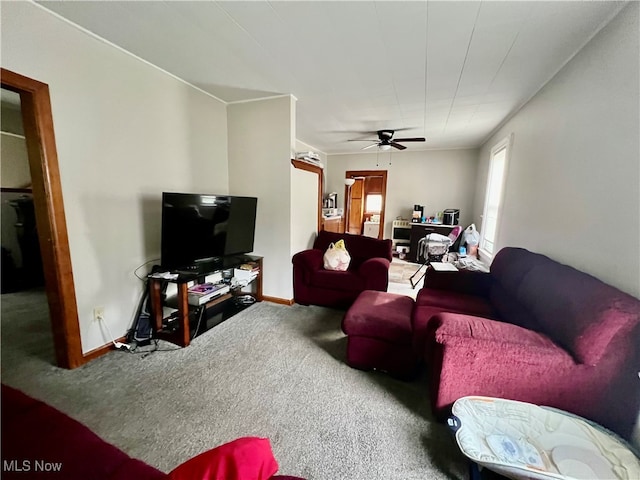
[344,170,388,240]
[291,159,323,232]
[1,68,83,369]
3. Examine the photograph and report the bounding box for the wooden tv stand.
[148,255,263,347]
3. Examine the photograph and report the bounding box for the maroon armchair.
[292,230,392,308]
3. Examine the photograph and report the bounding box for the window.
[365,194,382,213]
[479,135,511,259]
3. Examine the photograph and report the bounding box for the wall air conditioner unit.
[295,151,324,169]
[295,151,320,161]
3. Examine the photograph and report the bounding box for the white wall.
[0,133,30,188]
[473,3,639,447]
[325,149,479,239]
[1,192,28,269]
[228,96,295,300]
[2,2,228,353]
[1,97,34,206]
[290,104,318,254]
[290,168,318,253]
[474,3,639,298]
[0,103,30,269]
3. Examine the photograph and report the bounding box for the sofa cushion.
[431,312,562,350]
[488,248,553,331]
[489,283,542,332]
[413,289,498,353]
[490,247,552,297]
[416,288,497,318]
[516,261,640,364]
[310,269,364,291]
[423,270,493,297]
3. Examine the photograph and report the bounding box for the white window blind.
[480,136,511,258]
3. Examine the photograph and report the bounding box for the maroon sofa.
[292,230,392,308]
[1,384,302,480]
[413,247,640,440]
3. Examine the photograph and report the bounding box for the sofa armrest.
[292,249,323,272]
[358,257,391,290]
[423,270,492,297]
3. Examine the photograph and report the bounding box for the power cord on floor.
[97,314,131,351]
[127,339,178,357]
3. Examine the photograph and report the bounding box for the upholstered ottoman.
[341,290,418,378]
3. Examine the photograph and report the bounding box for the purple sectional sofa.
[413,247,640,440]
[292,230,392,308]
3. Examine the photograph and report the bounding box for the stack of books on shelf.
[234,262,259,283]
[187,282,230,306]
[238,262,260,272]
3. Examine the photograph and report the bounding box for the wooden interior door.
[345,170,387,240]
[346,178,364,234]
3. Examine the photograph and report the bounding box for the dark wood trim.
[263,296,294,306]
[291,159,323,232]
[2,68,83,369]
[345,170,388,240]
[82,336,127,362]
[1,187,33,193]
[254,257,264,300]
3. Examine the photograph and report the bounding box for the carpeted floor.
[1,288,467,480]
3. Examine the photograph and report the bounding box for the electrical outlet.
[93,306,105,322]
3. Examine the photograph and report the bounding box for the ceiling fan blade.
[361,143,379,150]
[393,137,426,142]
[348,139,378,142]
[383,127,413,133]
[390,141,407,150]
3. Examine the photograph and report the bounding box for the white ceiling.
[37,1,625,154]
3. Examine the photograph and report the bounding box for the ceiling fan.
[348,129,426,151]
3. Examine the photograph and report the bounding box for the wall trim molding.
[263,296,294,306]
[82,336,127,362]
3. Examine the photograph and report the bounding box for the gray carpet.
[1,289,467,479]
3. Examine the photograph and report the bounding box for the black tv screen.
[161,192,257,270]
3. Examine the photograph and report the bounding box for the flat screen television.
[161,192,257,270]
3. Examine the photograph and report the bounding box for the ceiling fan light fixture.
[379,144,391,151]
